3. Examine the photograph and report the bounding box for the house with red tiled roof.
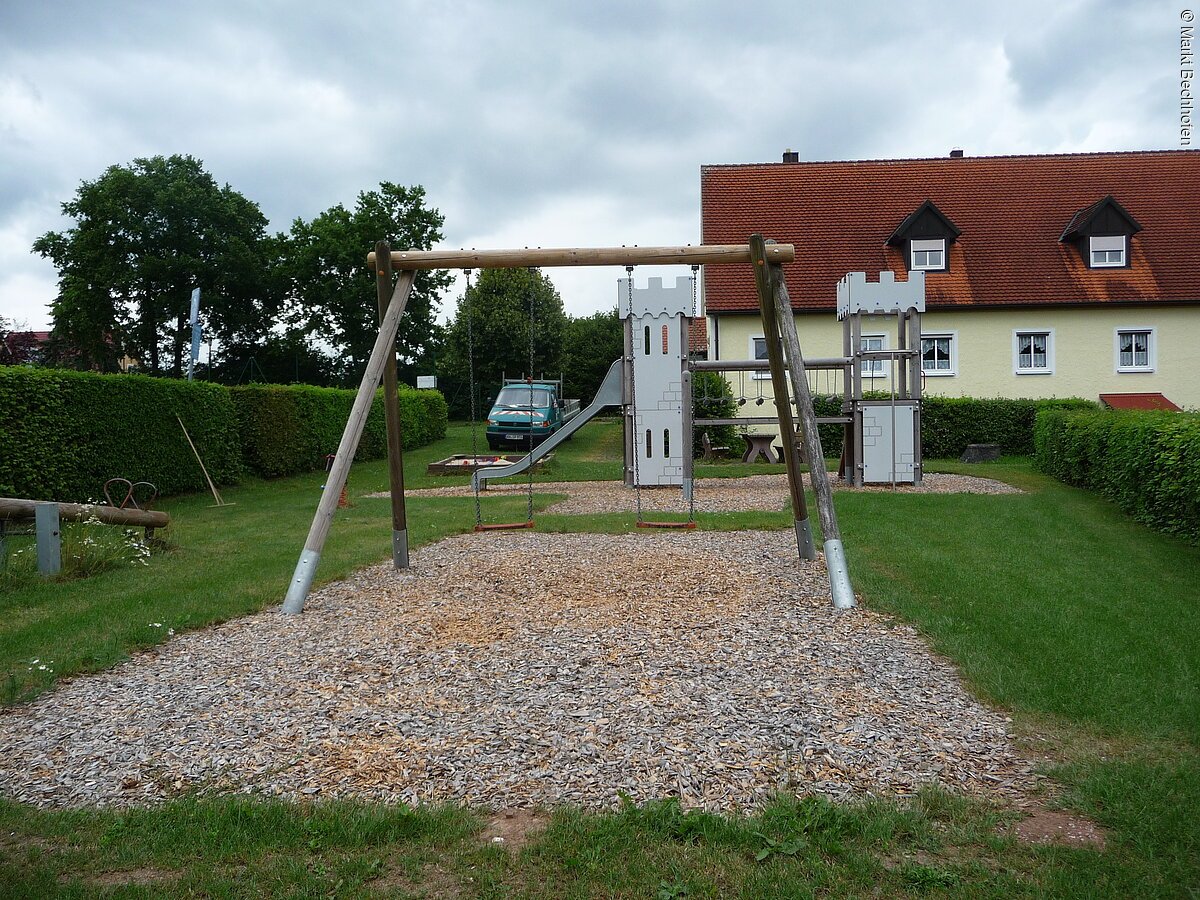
[700,149,1200,409]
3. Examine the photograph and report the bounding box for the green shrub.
[920,396,1096,458]
[1035,408,1200,543]
[232,383,448,479]
[785,394,1095,462]
[692,371,738,457]
[0,367,241,502]
[0,368,448,501]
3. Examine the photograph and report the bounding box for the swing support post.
[282,269,415,615]
[752,234,855,609]
[375,241,409,569]
[749,235,817,562]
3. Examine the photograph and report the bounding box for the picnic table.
[740,433,778,464]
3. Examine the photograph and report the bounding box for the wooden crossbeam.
[366,244,795,270]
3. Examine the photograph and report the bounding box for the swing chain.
[464,269,482,527]
[526,266,536,525]
[626,266,643,524]
[688,267,698,524]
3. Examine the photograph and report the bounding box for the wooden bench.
[700,432,731,460]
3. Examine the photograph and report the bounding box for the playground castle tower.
[619,275,693,491]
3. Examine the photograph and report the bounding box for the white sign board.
[416,375,438,389]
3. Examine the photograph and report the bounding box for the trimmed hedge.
[0,367,449,501]
[232,383,448,479]
[919,396,1097,458]
[800,394,1096,460]
[1035,408,1200,543]
[0,367,242,502]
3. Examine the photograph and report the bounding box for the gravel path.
[396,472,1021,515]
[0,531,1036,812]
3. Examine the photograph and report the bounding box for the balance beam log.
[0,498,170,534]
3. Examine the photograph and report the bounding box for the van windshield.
[493,386,554,408]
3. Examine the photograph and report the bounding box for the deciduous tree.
[33,155,276,375]
[283,183,449,383]
[439,268,567,418]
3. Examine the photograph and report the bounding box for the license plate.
[505,434,524,441]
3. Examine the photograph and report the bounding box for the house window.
[1013,330,1054,374]
[1115,328,1154,372]
[861,334,886,377]
[751,336,770,379]
[910,238,946,271]
[920,333,956,375]
[1090,235,1126,267]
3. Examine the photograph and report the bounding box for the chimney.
[782,149,800,163]
[949,148,964,158]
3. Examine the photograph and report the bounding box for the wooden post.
[375,241,409,569]
[282,270,416,614]
[760,242,855,610]
[749,235,816,561]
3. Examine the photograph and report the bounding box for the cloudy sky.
[0,0,1185,331]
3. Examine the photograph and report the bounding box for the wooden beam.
[749,234,815,562]
[375,241,409,569]
[283,270,416,615]
[0,498,169,530]
[366,244,796,270]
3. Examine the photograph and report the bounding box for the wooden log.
[366,243,796,270]
[282,269,416,615]
[761,241,855,610]
[0,498,170,530]
[375,241,409,569]
[749,234,814,561]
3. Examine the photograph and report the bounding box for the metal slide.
[472,359,623,491]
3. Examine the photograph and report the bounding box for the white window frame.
[750,335,770,379]
[1089,235,1126,268]
[861,333,887,378]
[1012,329,1055,375]
[910,238,946,271]
[1114,326,1156,373]
[920,331,958,376]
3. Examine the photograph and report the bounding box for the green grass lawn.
[1,419,1198,897]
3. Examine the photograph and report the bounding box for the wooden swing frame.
[283,239,850,615]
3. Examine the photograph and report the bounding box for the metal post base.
[393,528,409,569]
[823,539,856,610]
[794,518,817,561]
[35,502,61,577]
[282,549,321,615]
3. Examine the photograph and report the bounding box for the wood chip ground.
[392,472,1021,515]
[0,526,1038,813]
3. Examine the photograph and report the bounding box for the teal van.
[485,377,580,451]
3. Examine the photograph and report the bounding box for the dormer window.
[1090,235,1126,267]
[1060,195,1140,270]
[910,239,945,271]
[887,200,960,274]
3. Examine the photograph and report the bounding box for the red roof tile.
[1099,392,1182,411]
[701,150,1200,312]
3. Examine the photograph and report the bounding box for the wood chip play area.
[0,524,1038,812]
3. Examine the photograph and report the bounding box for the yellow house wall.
[712,306,1200,409]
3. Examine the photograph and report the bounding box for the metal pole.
[187,287,201,382]
[283,270,416,614]
[375,241,409,569]
[762,248,855,610]
[35,502,61,577]
[748,235,816,561]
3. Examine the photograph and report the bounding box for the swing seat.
[474,520,535,532]
[636,520,697,530]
